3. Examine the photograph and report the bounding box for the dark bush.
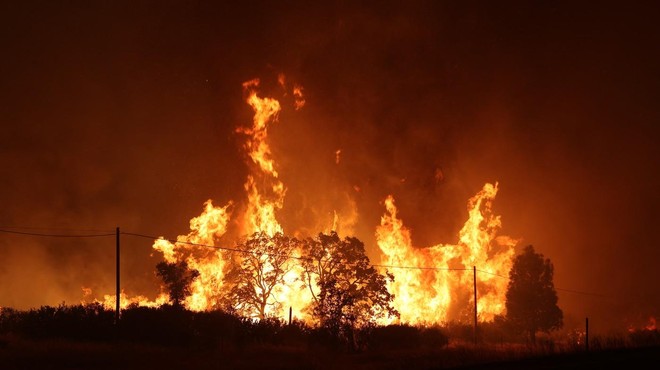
[0,307,19,333]
[243,316,284,344]
[189,309,246,349]
[419,325,449,348]
[628,329,660,347]
[367,324,421,351]
[274,319,310,347]
[479,317,519,344]
[363,324,447,351]
[2,303,114,341]
[307,326,344,351]
[445,321,477,343]
[119,304,195,346]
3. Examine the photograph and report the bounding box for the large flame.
[236,78,311,319]
[113,77,313,320]
[376,183,517,325]
[92,76,517,326]
[237,78,285,237]
[151,199,233,310]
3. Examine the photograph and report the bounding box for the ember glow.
[3,2,658,337]
[90,77,520,325]
[628,316,658,333]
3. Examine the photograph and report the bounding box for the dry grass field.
[1,334,658,370]
[1,305,658,369]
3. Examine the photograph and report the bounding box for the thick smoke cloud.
[1,2,658,333]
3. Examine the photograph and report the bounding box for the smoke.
[1,1,658,332]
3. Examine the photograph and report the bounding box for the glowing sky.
[1,1,658,333]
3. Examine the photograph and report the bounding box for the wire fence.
[0,226,606,298]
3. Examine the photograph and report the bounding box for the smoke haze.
[1,1,658,333]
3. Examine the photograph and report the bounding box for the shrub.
[365,324,448,351]
[2,303,114,341]
[628,329,660,347]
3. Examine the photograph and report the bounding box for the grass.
[1,304,658,369]
[1,334,658,370]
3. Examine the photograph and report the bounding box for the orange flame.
[293,85,305,110]
[631,316,659,332]
[376,182,517,325]
[237,78,286,237]
[147,76,312,320]
[95,76,518,327]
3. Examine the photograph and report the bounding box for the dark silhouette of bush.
[118,306,311,349]
[444,321,476,343]
[0,307,19,333]
[242,316,283,344]
[1,302,305,349]
[0,303,497,352]
[307,325,344,351]
[239,316,310,347]
[276,319,310,347]
[367,324,420,351]
[365,324,448,351]
[419,325,450,348]
[479,316,520,344]
[0,303,114,341]
[189,309,247,349]
[628,328,660,347]
[119,304,195,346]
[156,260,200,308]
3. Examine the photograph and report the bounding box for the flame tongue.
[96,76,519,327]
[375,195,452,323]
[238,78,285,237]
[233,78,311,319]
[152,200,233,310]
[240,79,281,177]
[376,183,517,325]
[107,78,291,312]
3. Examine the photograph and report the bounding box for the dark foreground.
[1,337,658,370]
[452,345,660,370]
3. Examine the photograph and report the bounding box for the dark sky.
[1,1,659,333]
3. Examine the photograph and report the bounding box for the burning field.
[2,1,659,356]
[86,75,522,328]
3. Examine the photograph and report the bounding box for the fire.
[91,198,233,310]
[140,77,312,320]
[234,78,311,319]
[150,199,233,311]
[293,85,305,110]
[376,183,517,325]
[277,72,305,110]
[101,291,170,310]
[93,75,518,326]
[237,78,286,237]
[629,316,658,332]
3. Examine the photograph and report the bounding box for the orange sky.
[0,1,658,333]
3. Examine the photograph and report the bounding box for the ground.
[1,336,658,370]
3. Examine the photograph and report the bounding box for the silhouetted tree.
[301,231,398,343]
[223,232,299,319]
[505,245,563,343]
[156,260,200,308]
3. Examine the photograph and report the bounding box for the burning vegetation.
[94,75,521,329]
